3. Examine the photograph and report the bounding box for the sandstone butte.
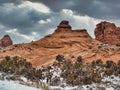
[95,21,120,44]
[0,35,13,47]
[0,20,120,68]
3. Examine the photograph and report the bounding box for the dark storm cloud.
[0,2,51,35]
[0,0,54,43]
[0,0,120,43]
[0,0,22,5]
[29,0,75,12]
[29,0,120,19]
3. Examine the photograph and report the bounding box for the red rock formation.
[37,20,92,48]
[1,20,120,67]
[0,35,13,47]
[95,21,120,44]
[0,20,93,67]
[55,20,72,32]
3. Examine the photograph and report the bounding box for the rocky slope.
[36,20,92,48]
[95,21,120,44]
[0,35,13,47]
[0,21,120,67]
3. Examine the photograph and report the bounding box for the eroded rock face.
[0,20,93,67]
[55,20,72,32]
[95,21,120,44]
[0,35,13,47]
[38,20,92,48]
[0,20,120,67]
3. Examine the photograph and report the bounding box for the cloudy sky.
[0,0,120,44]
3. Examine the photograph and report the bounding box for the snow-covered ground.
[0,74,119,90]
[0,64,119,90]
[0,79,117,90]
[0,80,42,90]
[41,65,120,90]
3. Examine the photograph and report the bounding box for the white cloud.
[18,1,51,14]
[61,9,101,24]
[61,9,103,37]
[38,19,51,24]
[62,9,74,16]
[6,29,17,33]
[6,29,40,42]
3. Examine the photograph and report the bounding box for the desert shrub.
[73,61,82,69]
[56,55,65,62]
[103,60,118,76]
[50,76,60,86]
[73,77,81,85]
[5,56,11,61]
[91,61,96,68]
[59,55,120,86]
[61,58,94,85]
[77,56,83,63]
[96,59,103,66]
[82,76,92,85]
[105,60,114,68]
[0,56,42,81]
[66,73,75,86]
[105,68,113,76]
[91,72,102,83]
[62,60,73,71]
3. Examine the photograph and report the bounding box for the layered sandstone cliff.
[36,20,92,48]
[0,21,120,67]
[95,21,120,44]
[0,20,94,67]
